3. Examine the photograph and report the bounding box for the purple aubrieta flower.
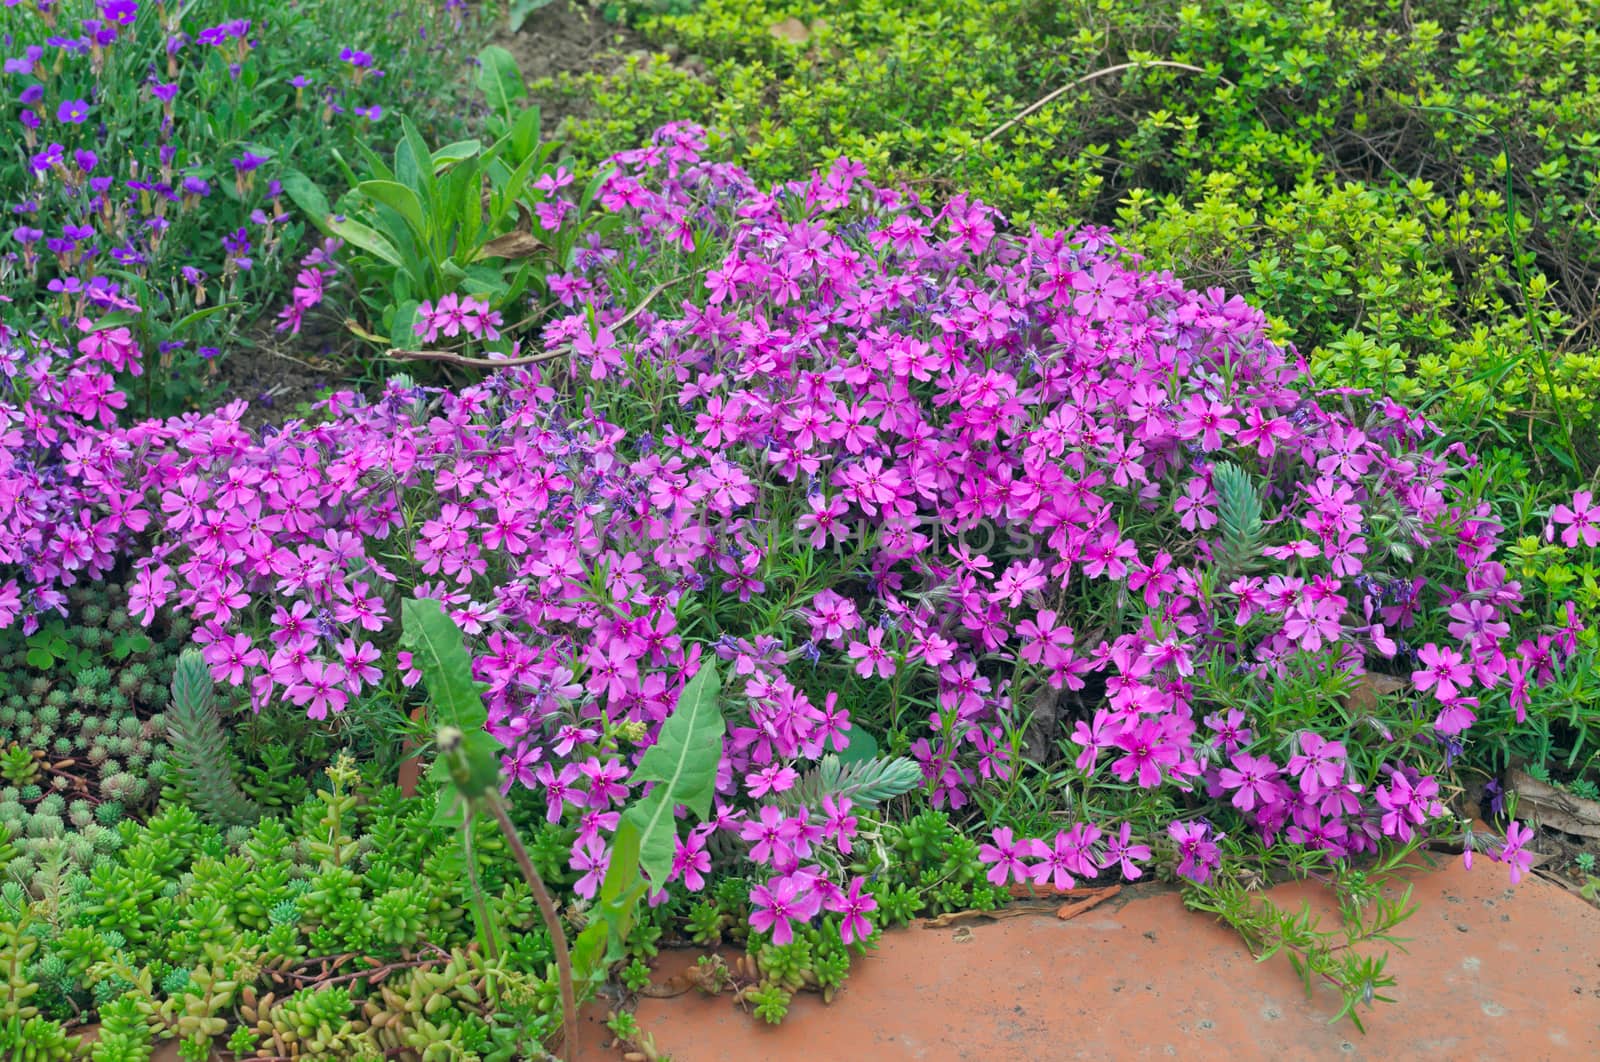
[181,175,211,197]
[12,226,42,244]
[3,46,43,74]
[290,75,311,88]
[99,0,138,25]
[150,81,178,103]
[18,84,43,105]
[18,109,38,130]
[62,223,93,240]
[48,35,91,57]
[354,104,382,121]
[29,143,63,174]
[181,266,205,285]
[232,151,267,173]
[73,149,97,173]
[338,47,374,67]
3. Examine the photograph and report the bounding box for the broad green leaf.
[508,0,557,34]
[401,116,438,211]
[328,217,404,269]
[280,168,332,229]
[573,817,647,980]
[508,104,542,161]
[621,660,725,886]
[476,45,527,122]
[432,139,483,171]
[394,137,422,199]
[399,598,489,732]
[358,180,428,245]
[390,300,421,349]
[836,725,878,764]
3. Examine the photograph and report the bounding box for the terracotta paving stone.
[581,862,1600,1060]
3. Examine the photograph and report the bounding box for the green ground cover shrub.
[542,0,1600,470]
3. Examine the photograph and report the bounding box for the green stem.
[484,791,580,1062]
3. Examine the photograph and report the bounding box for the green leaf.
[574,817,648,981]
[401,116,438,209]
[508,0,557,34]
[359,181,428,245]
[836,726,878,764]
[280,168,332,230]
[25,648,54,670]
[168,303,239,337]
[432,139,483,171]
[328,216,405,269]
[390,300,421,349]
[621,660,725,886]
[399,598,489,732]
[476,45,527,122]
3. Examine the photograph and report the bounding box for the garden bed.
[1,1,1597,1059]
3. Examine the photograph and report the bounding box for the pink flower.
[1168,821,1221,884]
[846,627,896,679]
[286,659,349,720]
[1549,491,1600,548]
[827,876,877,945]
[1412,642,1471,702]
[671,832,711,892]
[1218,753,1284,812]
[1100,822,1151,880]
[1495,821,1535,885]
[1285,731,1345,796]
[977,827,1041,886]
[570,835,609,898]
[749,874,823,945]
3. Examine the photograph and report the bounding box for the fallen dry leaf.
[1343,672,1409,714]
[476,231,545,261]
[768,17,810,44]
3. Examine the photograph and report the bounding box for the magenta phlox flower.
[749,873,824,945]
[1492,821,1535,885]
[1285,731,1345,795]
[827,875,877,945]
[1110,718,1182,788]
[1100,822,1151,880]
[570,835,609,899]
[977,826,1042,886]
[821,794,858,854]
[1218,752,1284,812]
[1168,821,1221,883]
[1413,642,1471,702]
[1549,491,1600,548]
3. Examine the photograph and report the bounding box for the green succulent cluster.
[0,586,196,892]
[543,0,1600,469]
[0,759,567,1061]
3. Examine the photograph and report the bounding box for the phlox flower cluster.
[0,122,1588,948]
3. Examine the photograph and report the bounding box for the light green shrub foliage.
[545,0,1600,464]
